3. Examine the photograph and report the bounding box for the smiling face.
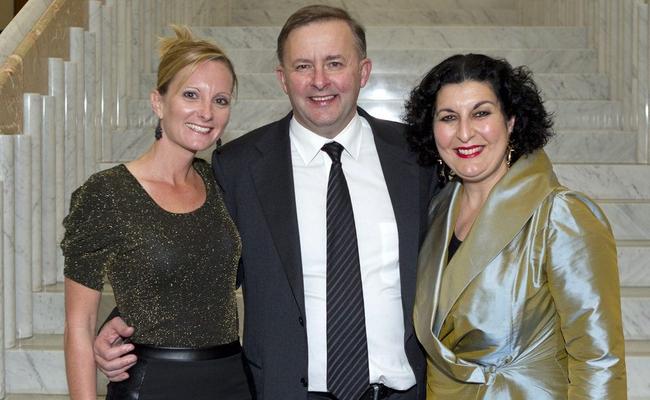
[151,60,234,153]
[276,20,371,139]
[433,80,515,190]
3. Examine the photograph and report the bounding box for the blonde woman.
[62,26,251,399]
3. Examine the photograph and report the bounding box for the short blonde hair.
[156,25,237,95]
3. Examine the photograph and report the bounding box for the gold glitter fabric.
[62,159,241,348]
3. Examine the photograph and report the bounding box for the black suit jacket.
[212,108,435,400]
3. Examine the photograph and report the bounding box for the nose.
[457,117,473,142]
[198,99,213,121]
[311,66,330,90]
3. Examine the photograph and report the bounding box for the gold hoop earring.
[437,157,455,183]
[506,146,514,168]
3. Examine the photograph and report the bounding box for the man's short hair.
[276,5,367,64]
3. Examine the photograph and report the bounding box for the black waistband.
[309,383,398,400]
[133,340,241,361]
[360,383,397,400]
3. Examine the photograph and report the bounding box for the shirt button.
[298,316,304,326]
[300,377,308,387]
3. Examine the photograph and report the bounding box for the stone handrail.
[0,0,88,135]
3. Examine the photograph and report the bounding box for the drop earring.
[437,157,455,183]
[155,120,163,140]
[506,146,513,167]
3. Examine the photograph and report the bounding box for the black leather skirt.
[105,341,252,400]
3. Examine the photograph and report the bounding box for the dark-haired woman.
[405,53,627,399]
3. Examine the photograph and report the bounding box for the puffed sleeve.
[545,190,627,399]
[61,173,119,291]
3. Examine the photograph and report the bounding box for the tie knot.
[321,142,344,164]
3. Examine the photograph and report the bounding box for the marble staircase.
[2,0,649,399]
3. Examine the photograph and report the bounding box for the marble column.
[0,182,4,397]
[142,0,154,75]
[100,3,114,161]
[24,93,42,293]
[130,0,141,101]
[115,0,128,129]
[70,27,86,184]
[0,136,15,349]
[64,60,78,215]
[84,31,98,179]
[638,3,649,163]
[14,133,32,340]
[41,96,57,286]
[48,58,65,282]
[88,0,102,173]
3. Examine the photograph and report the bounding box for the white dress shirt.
[290,113,416,392]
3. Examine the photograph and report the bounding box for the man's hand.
[94,316,136,381]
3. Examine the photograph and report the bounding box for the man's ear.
[275,65,289,95]
[359,58,372,88]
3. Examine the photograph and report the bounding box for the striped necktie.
[321,141,369,400]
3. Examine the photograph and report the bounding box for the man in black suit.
[94,5,434,399]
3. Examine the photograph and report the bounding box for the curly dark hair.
[403,53,554,170]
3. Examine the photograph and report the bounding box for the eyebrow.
[291,54,344,64]
[435,100,497,116]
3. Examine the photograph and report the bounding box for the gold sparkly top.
[62,159,241,347]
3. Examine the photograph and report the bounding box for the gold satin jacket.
[413,150,627,399]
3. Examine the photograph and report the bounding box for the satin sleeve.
[545,190,627,399]
[61,174,119,291]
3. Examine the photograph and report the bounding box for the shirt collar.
[290,113,363,165]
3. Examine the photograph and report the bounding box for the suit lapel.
[249,113,306,314]
[435,150,559,327]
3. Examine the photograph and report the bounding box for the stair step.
[627,340,650,399]
[32,283,650,339]
[622,289,650,341]
[185,26,587,50]
[230,7,520,26]
[33,284,116,335]
[140,72,609,101]
[5,335,108,395]
[601,202,650,241]
[363,99,621,130]
[34,285,244,336]
[107,126,636,166]
[618,245,650,287]
[126,99,621,131]
[547,130,636,163]
[555,164,650,200]
[230,0,520,11]
[8,334,647,397]
[218,49,597,74]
